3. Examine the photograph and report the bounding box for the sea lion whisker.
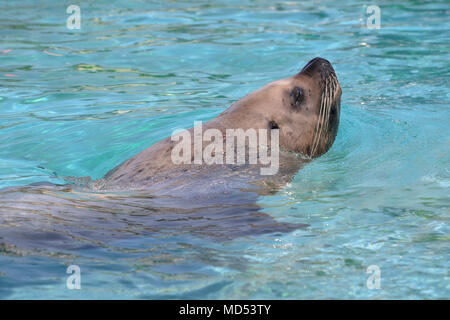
[312,86,328,156]
[309,84,325,157]
[324,76,337,136]
[324,79,333,134]
[312,78,330,157]
[322,81,331,140]
[310,88,326,157]
[310,107,322,157]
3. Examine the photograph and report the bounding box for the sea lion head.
[292,57,342,158]
[223,57,342,158]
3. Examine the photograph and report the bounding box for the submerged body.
[0,57,341,252]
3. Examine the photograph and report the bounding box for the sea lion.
[100,56,341,191]
[0,57,341,251]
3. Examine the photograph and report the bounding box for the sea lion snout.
[300,57,334,76]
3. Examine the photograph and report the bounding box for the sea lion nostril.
[330,105,336,115]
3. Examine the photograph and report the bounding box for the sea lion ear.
[268,121,279,130]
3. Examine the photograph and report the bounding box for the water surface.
[0,0,449,299]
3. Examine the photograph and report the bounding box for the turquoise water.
[0,0,449,299]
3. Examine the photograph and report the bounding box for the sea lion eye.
[290,86,304,108]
